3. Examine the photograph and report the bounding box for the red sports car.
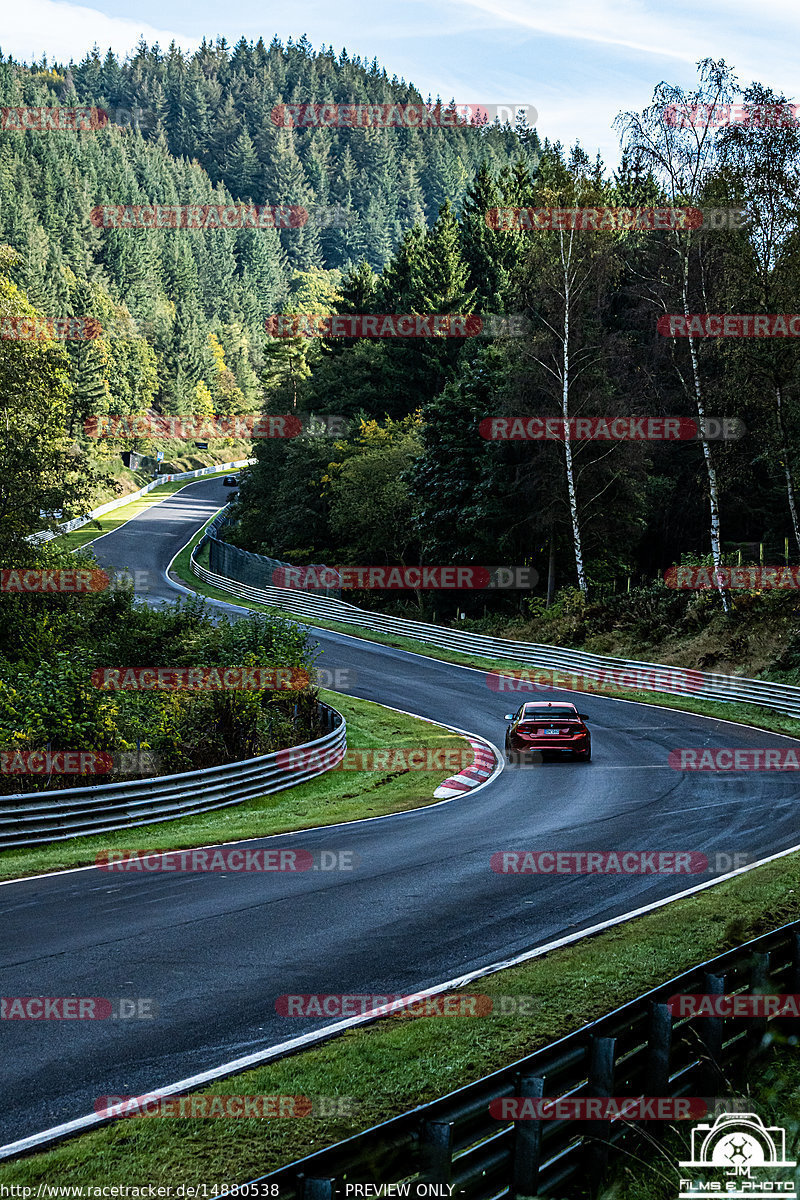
[504,701,592,763]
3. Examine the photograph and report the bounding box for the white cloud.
[1,0,196,62]
[3,0,797,171]
[449,0,797,66]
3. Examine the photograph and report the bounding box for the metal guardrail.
[242,921,800,1198]
[191,533,800,721]
[209,539,342,599]
[32,458,256,544]
[0,703,345,849]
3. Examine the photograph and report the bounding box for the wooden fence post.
[511,1074,546,1198]
[302,1179,335,1200]
[749,952,771,1049]
[419,1120,453,1182]
[699,973,726,1092]
[586,1036,616,1188]
[646,1002,673,1096]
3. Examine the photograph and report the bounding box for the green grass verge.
[56,469,248,552]
[75,441,253,511]
[168,525,800,742]
[600,1048,800,1198]
[0,691,473,883]
[8,508,789,1186]
[3,840,800,1185]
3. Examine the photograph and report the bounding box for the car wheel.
[505,749,520,767]
[574,749,591,762]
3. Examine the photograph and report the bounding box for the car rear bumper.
[511,741,589,754]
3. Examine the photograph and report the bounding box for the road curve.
[2,476,799,1148]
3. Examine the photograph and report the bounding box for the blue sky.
[1,0,792,167]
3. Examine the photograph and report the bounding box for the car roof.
[520,702,579,714]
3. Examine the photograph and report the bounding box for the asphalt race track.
[2,476,799,1148]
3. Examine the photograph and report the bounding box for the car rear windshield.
[520,711,579,722]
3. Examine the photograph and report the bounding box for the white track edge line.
[4,836,800,1160]
[0,719,502,887]
[9,495,797,881]
[71,475,242,553]
[165,526,800,744]
[4,499,800,1154]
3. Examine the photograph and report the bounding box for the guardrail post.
[699,973,725,1092]
[301,1178,335,1200]
[419,1120,453,1182]
[749,952,771,1048]
[585,1035,616,1189]
[646,1002,673,1095]
[790,934,800,993]
[511,1074,545,1198]
[643,1002,675,1157]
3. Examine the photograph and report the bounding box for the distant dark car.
[222,475,238,486]
[504,701,591,763]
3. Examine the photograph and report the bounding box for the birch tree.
[716,83,800,553]
[616,59,738,612]
[516,145,627,595]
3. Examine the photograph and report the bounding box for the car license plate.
[541,728,559,735]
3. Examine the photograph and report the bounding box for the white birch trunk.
[681,252,729,612]
[775,383,800,555]
[561,267,587,593]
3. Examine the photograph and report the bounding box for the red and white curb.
[434,738,498,798]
